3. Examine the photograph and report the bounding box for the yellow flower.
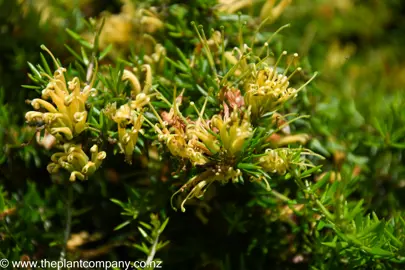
[217,0,252,14]
[258,148,291,175]
[172,166,242,212]
[158,130,188,158]
[95,0,163,57]
[260,0,292,23]
[211,110,253,156]
[186,120,220,156]
[122,67,153,104]
[258,147,320,175]
[109,103,144,164]
[244,52,317,119]
[25,56,95,142]
[143,44,166,73]
[47,144,106,181]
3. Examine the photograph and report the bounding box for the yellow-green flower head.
[109,103,144,164]
[258,148,291,175]
[211,110,253,156]
[112,103,133,126]
[172,165,242,212]
[158,131,185,156]
[130,93,151,111]
[156,123,209,166]
[186,120,220,156]
[25,65,95,142]
[47,144,106,181]
[258,147,321,176]
[244,52,300,117]
[244,52,317,119]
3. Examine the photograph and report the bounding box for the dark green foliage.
[1,1,405,269]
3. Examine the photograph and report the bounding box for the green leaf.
[81,46,89,65]
[372,117,386,138]
[110,198,125,208]
[317,220,326,231]
[49,241,62,247]
[138,227,149,239]
[158,218,170,234]
[40,52,52,75]
[176,48,191,69]
[99,44,113,60]
[134,243,149,254]
[347,199,364,220]
[391,126,405,142]
[390,142,405,149]
[21,85,41,89]
[114,220,131,231]
[165,56,189,73]
[64,44,84,64]
[139,221,152,230]
[157,240,170,251]
[300,165,322,178]
[66,28,93,49]
[309,139,330,157]
[237,163,262,170]
[321,241,336,248]
[27,62,42,78]
[369,247,394,257]
[311,171,330,191]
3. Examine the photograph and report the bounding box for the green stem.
[145,234,159,267]
[315,199,334,221]
[270,189,294,204]
[60,184,73,266]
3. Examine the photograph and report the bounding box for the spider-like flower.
[95,0,163,57]
[211,109,253,156]
[258,148,318,175]
[258,148,292,175]
[122,65,153,99]
[25,54,95,142]
[260,0,292,22]
[186,113,220,156]
[108,103,144,164]
[217,0,253,14]
[172,165,242,212]
[244,52,316,119]
[47,144,106,181]
[103,68,154,164]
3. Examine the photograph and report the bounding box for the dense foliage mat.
[1,0,405,269]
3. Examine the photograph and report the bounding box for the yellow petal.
[51,127,73,140]
[31,99,57,113]
[82,162,96,175]
[70,171,85,181]
[122,69,141,97]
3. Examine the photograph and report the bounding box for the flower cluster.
[25,48,106,181]
[151,90,255,211]
[155,93,253,167]
[105,102,145,164]
[95,0,163,57]
[158,48,319,210]
[172,166,242,212]
[25,66,93,142]
[104,69,152,164]
[47,144,106,181]
[217,0,292,23]
[258,148,319,176]
[258,148,292,175]
[244,52,303,119]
